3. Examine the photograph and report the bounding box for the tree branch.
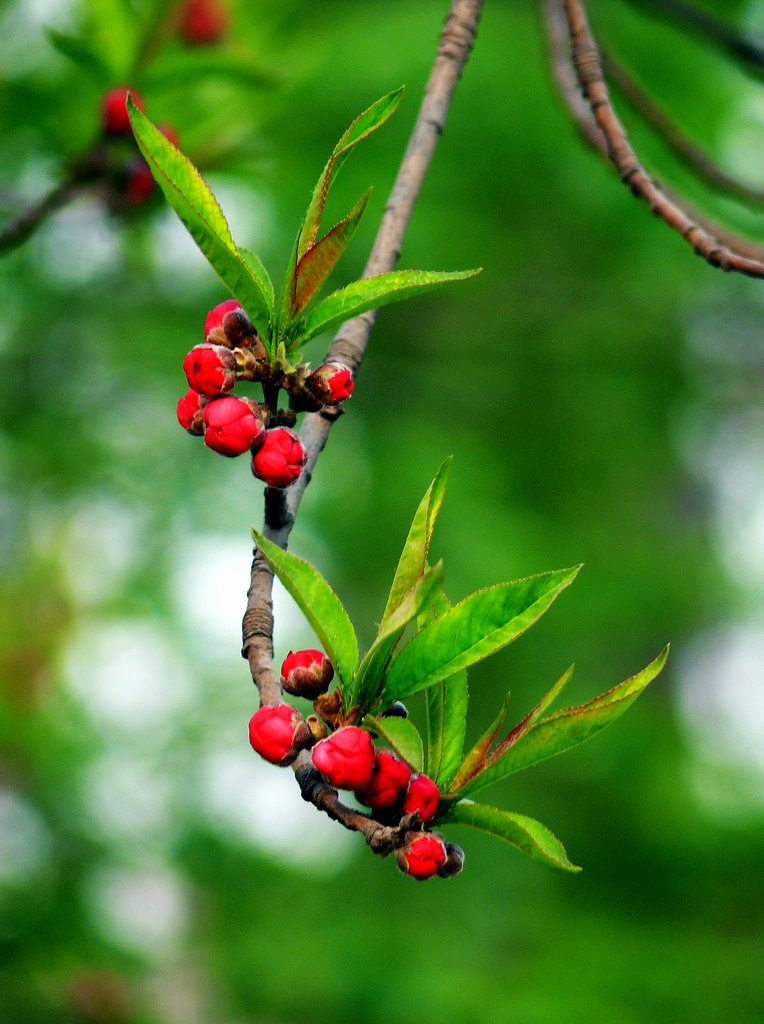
[601,48,764,208]
[548,0,764,277]
[241,0,483,844]
[0,174,83,255]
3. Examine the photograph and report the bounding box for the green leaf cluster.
[128,91,480,362]
[254,463,668,873]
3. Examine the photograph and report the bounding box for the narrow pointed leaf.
[424,591,468,789]
[239,248,275,319]
[291,191,370,319]
[382,566,581,705]
[382,458,452,625]
[426,668,468,790]
[87,0,136,78]
[127,99,272,338]
[252,531,358,693]
[277,231,301,330]
[479,665,575,776]
[46,29,111,84]
[352,562,444,712]
[363,715,424,773]
[298,268,482,344]
[298,88,403,260]
[448,692,511,793]
[439,801,581,873]
[460,647,669,796]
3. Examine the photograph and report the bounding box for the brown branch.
[0,174,83,255]
[548,0,764,277]
[601,49,764,208]
[0,148,109,256]
[241,0,483,846]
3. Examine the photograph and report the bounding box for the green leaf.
[239,247,275,319]
[473,665,574,783]
[291,191,370,319]
[426,670,468,790]
[45,29,111,84]
[382,566,581,705]
[86,0,136,78]
[298,268,482,344]
[424,592,468,790]
[298,88,403,260]
[252,530,359,694]
[382,458,452,625]
[448,692,511,793]
[277,231,302,333]
[459,647,669,796]
[352,562,444,712]
[363,715,424,773]
[439,801,581,873]
[127,99,272,339]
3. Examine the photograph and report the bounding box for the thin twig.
[0,174,82,255]
[601,49,764,207]
[241,0,483,848]
[543,0,764,263]
[553,0,764,277]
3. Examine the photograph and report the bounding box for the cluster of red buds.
[99,87,179,207]
[177,300,355,488]
[248,648,464,880]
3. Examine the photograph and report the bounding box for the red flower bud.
[177,0,228,45]
[402,773,440,823]
[101,87,144,136]
[177,389,204,433]
[202,396,265,457]
[123,160,155,205]
[183,344,236,396]
[248,704,309,766]
[396,831,447,880]
[204,299,256,348]
[356,749,412,809]
[251,427,307,488]
[311,726,374,790]
[311,363,354,404]
[280,649,334,699]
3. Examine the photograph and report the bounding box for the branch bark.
[601,49,764,208]
[546,0,764,277]
[241,0,483,848]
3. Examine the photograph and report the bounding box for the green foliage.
[363,714,424,772]
[382,456,451,623]
[298,268,481,344]
[258,465,666,870]
[291,190,370,317]
[351,561,443,710]
[129,91,479,359]
[425,661,468,790]
[297,88,404,260]
[456,648,669,797]
[439,801,581,872]
[45,28,112,85]
[128,97,275,345]
[253,530,358,693]
[381,565,581,705]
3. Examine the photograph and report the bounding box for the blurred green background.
[2,0,764,1021]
